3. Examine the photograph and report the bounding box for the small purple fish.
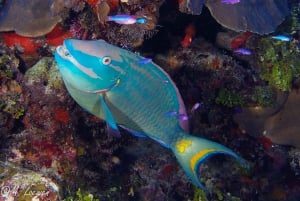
[136,18,147,24]
[191,102,200,113]
[221,0,240,4]
[234,48,252,55]
[164,111,188,121]
[178,114,188,121]
[137,58,152,65]
[235,107,243,113]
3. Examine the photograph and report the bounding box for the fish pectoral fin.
[99,95,121,138]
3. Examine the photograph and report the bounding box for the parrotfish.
[55,39,246,189]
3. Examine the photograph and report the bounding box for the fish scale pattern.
[107,57,182,145]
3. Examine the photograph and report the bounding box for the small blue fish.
[136,18,147,24]
[222,0,240,4]
[164,110,178,118]
[55,39,247,190]
[271,35,291,42]
[107,15,147,25]
[234,48,252,55]
[164,111,188,121]
[137,58,152,65]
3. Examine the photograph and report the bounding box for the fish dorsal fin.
[99,95,121,137]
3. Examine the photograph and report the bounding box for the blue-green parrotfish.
[54,39,246,189]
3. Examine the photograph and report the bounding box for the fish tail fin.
[170,132,247,189]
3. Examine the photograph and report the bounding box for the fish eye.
[64,51,70,57]
[102,56,111,65]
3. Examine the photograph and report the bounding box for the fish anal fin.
[149,136,170,148]
[106,124,121,138]
[119,125,147,138]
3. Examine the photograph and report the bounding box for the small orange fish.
[230,31,252,49]
[85,0,99,6]
[181,23,196,47]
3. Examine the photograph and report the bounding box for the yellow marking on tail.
[190,148,216,171]
[116,78,121,85]
[176,139,193,153]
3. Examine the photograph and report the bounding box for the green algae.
[63,188,100,201]
[0,162,60,201]
[215,189,224,200]
[258,38,300,91]
[215,88,244,107]
[254,86,275,107]
[0,68,13,79]
[289,2,300,32]
[0,52,25,119]
[192,187,208,201]
[0,54,13,79]
[276,2,300,33]
[0,54,18,80]
[1,98,25,119]
[48,60,64,90]
[24,57,63,94]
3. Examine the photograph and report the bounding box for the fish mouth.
[56,45,72,60]
[56,44,101,80]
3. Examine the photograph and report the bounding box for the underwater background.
[0,0,300,200]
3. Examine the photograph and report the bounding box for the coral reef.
[253,86,276,107]
[0,0,61,37]
[1,57,78,188]
[215,88,244,108]
[63,188,100,201]
[13,58,77,176]
[289,148,300,176]
[0,0,81,37]
[257,37,300,91]
[0,1,300,201]
[0,43,25,139]
[179,0,290,34]
[103,1,163,48]
[205,0,290,34]
[0,162,60,201]
[233,91,288,138]
[125,139,193,201]
[1,25,74,58]
[264,89,300,148]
